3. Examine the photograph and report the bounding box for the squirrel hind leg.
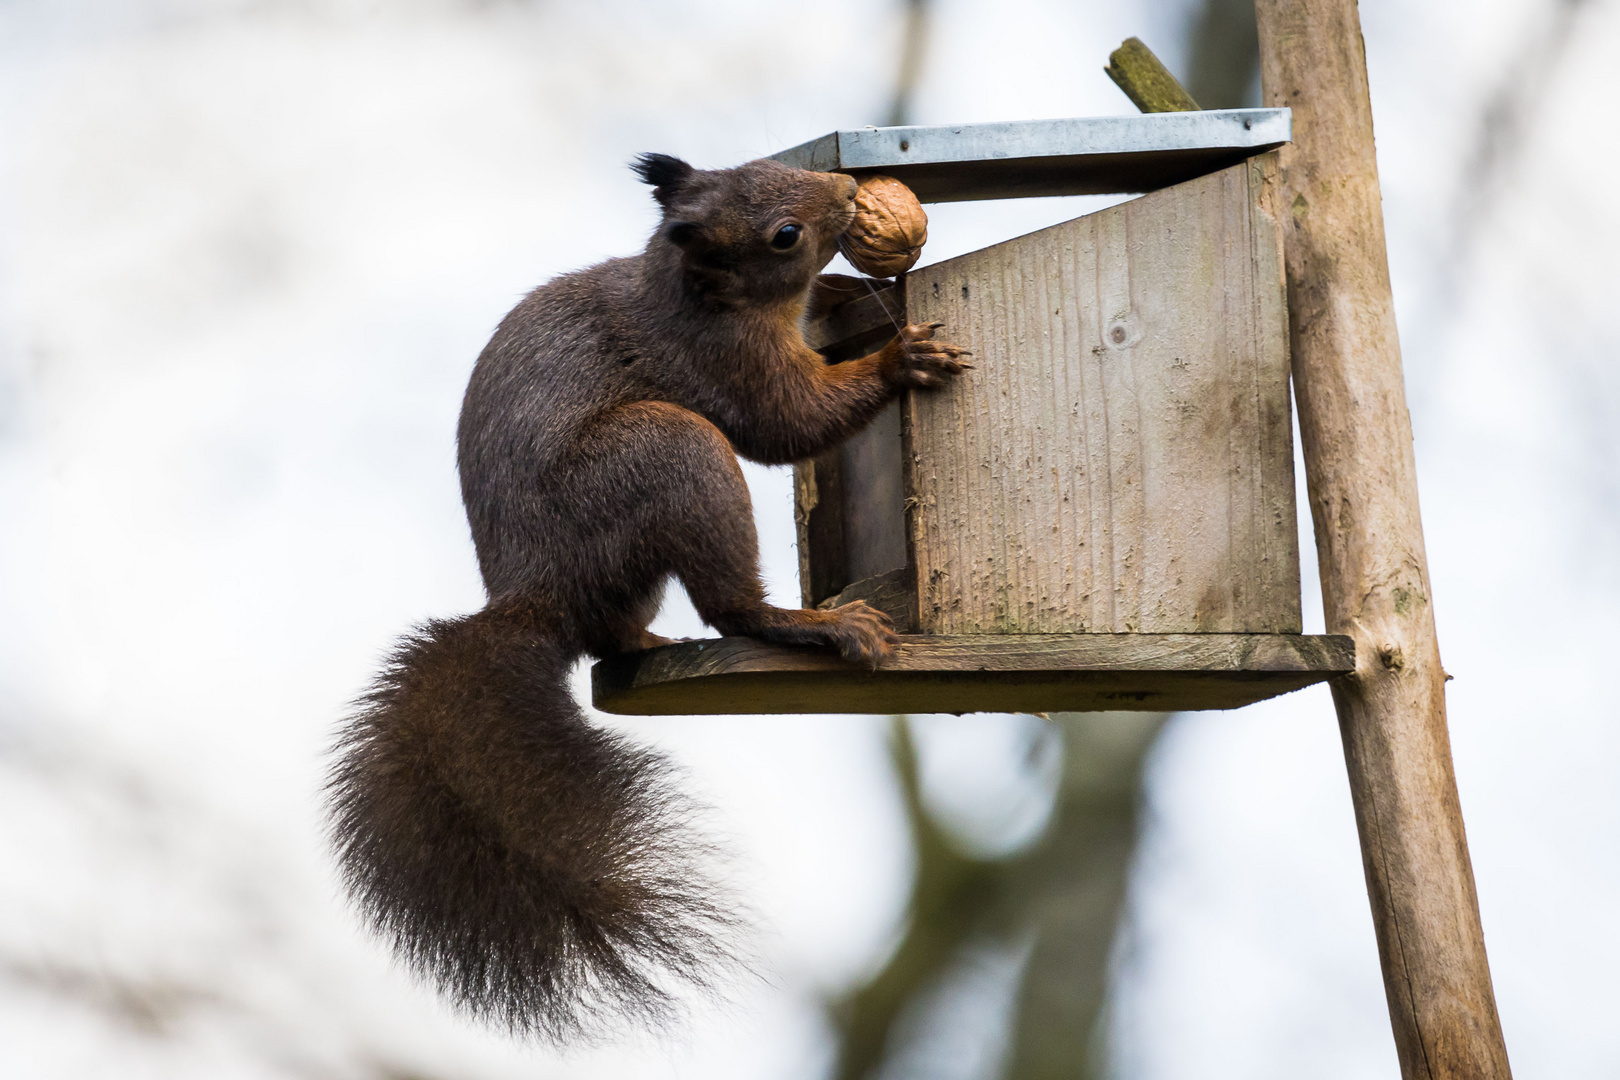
[569,401,896,665]
[587,580,677,658]
[706,600,897,669]
[598,619,679,656]
[627,417,896,666]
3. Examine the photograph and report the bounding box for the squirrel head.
[634,153,858,306]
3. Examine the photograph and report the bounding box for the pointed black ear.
[632,153,695,207]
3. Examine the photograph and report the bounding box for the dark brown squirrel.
[326,153,969,1041]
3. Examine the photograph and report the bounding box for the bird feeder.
[594,110,1354,715]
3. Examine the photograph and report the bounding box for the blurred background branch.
[1182,0,1260,109]
[886,0,933,128]
[1440,0,1596,305]
[830,713,1168,1080]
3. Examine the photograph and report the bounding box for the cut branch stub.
[1105,37,1202,114]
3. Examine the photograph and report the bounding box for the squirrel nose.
[839,174,859,198]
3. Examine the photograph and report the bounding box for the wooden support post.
[1253,1,1512,1075]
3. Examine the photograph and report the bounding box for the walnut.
[840,175,928,279]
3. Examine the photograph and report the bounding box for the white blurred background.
[0,0,1616,1077]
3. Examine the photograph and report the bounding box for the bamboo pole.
[1252,2,1512,1075]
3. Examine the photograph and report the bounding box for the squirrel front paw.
[823,601,897,668]
[887,322,973,389]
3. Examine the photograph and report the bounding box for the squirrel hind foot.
[820,601,897,668]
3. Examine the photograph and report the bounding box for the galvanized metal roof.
[770,109,1290,201]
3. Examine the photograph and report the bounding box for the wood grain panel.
[903,156,1299,634]
[816,568,914,631]
[592,633,1352,716]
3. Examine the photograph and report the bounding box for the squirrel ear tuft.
[633,153,694,206]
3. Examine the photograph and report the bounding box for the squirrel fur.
[327,153,969,1041]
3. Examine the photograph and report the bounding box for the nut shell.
[841,175,928,278]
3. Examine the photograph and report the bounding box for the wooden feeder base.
[591,633,1354,716]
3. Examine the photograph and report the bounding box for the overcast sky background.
[1,0,1617,1077]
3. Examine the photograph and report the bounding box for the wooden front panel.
[902,156,1300,634]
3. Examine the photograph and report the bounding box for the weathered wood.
[1254,1,1512,1075]
[793,450,847,607]
[1106,37,1203,113]
[817,568,915,632]
[592,633,1353,716]
[772,111,1290,202]
[805,278,904,356]
[838,403,908,585]
[795,280,909,607]
[902,156,1299,635]
[794,409,909,608]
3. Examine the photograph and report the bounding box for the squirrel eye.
[770,224,802,250]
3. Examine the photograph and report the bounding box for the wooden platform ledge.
[591,633,1355,716]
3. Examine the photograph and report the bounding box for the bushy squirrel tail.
[326,601,736,1041]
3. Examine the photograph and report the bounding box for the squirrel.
[326,153,970,1041]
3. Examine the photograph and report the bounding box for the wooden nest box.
[596,111,1354,716]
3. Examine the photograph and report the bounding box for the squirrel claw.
[824,600,896,668]
[889,322,973,390]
